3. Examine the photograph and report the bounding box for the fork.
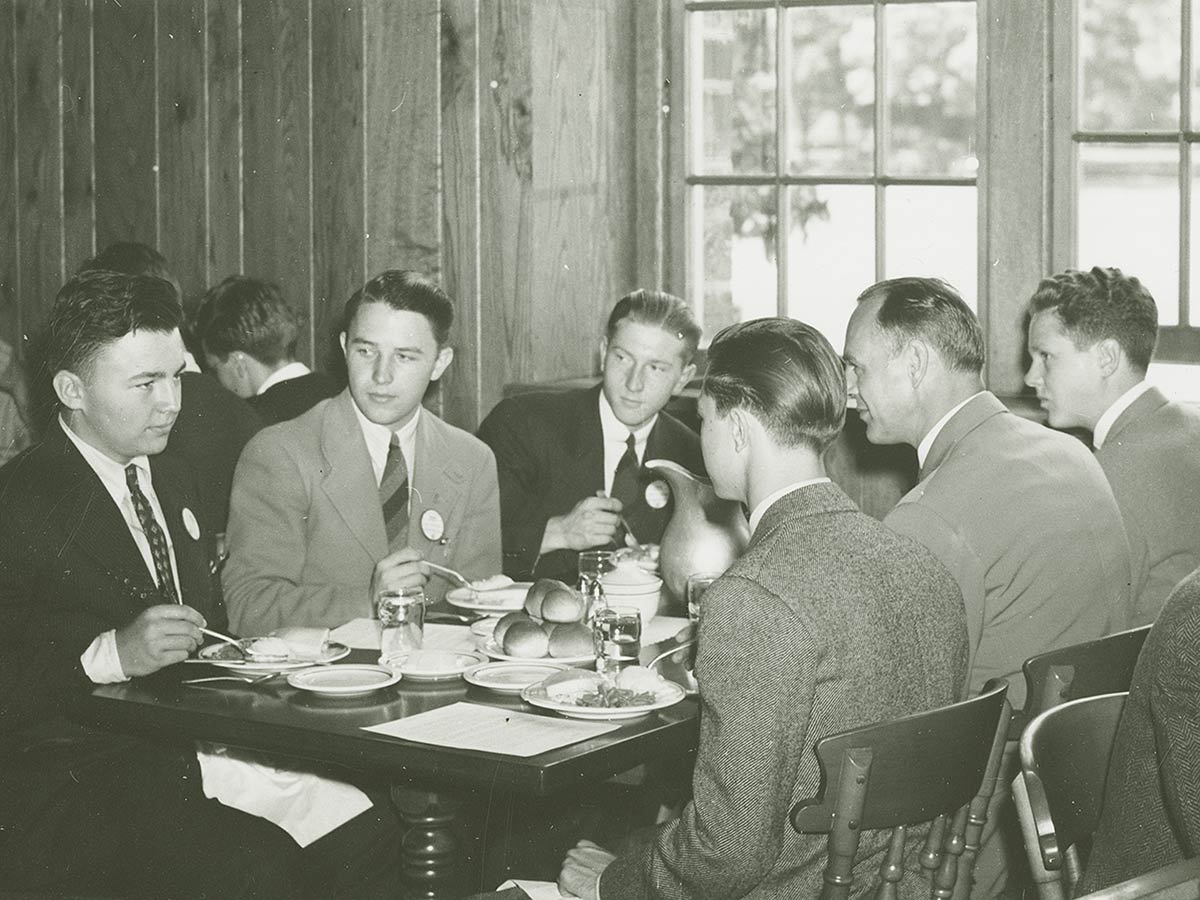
[424,561,474,589]
[182,671,281,686]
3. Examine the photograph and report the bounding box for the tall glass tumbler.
[376,586,425,668]
[686,572,722,623]
[592,605,642,678]
[578,550,617,616]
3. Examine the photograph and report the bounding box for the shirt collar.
[350,398,421,481]
[257,361,312,395]
[748,477,832,536]
[598,390,656,448]
[1093,380,1154,449]
[917,391,985,468]
[58,415,152,508]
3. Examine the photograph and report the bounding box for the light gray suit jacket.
[1096,386,1200,624]
[224,390,501,634]
[600,482,967,900]
[885,392,1132,708]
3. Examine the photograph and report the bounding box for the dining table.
[82,617,700,899]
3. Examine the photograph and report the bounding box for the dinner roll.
[492,610,531,646]
[548,622,593,658]
[502,620,550,658]
[524,578,568,618]
[541,587,586,624]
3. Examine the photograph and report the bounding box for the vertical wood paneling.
[206,0,241,284]
[93,0,155,251]
[479,0,533,412]
[241,0,311,359]
[605,2,636,298]
[311,0,364,371]
[0,0,19,354]
[441,0,481,428]
[61,0,94,273]
[157,1,206,307]
[634,0,666,289]
[15,0,63,322]
[364,0,440,278]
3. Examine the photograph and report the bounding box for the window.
[1057,0,1200,365]
[684,0,978,349]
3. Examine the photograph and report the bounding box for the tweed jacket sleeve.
[599,572,818,900]
[1149,606,1200,855]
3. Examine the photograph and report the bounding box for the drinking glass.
[578,550,617,615]
[592,605,642,678]
[686,572,722,622]
[376,586,425,668]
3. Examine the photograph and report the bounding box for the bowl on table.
[600,564,663,622]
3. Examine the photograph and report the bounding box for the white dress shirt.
[257,360,312,395]
[916,391,985,469]
[1093,380,1154,449]
[352,400,421,486]
[598,392,656,496]
[747,477,832,537]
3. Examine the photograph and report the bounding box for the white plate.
[286,664,401,695]
[386,649,487,682]
[520,672,686,720]
[463,660,572,694]
[445,582,533,613]
[196,641,351,672]
[482,637,595,667]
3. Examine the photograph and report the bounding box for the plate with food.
[445,575,533,613]
[197,639,351,672]
[521,667,685,720]
[384,649,487,682]
[479,586,596,664]
[286,664,400,695]
[463,660,572,695]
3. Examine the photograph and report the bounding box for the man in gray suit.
[559,318,967,900]
[1026,266,1200,624]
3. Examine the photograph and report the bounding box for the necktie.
[380,435,410,550]
[611,433,640,533]
[125,464,180,604]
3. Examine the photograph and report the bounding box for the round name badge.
[420,509,446,542]
[181,507,201,541]
[644,480,670,510]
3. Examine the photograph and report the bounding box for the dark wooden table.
[84,649,699,898]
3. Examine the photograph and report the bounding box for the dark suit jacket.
[600,483,968,900]
[249,371,341,426]
[477,385,705,582]
[1095,386,1200,624]
[0,421,224,762]
[162,371,262,534]
[1078,567,1200,893]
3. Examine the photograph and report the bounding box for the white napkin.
[497,880,574,899]
[268,625,330,660]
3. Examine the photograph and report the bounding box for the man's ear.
[1095,338,1122,378]
[673,361,698,395]
[338,332,348,357]
[430,346,454,382]
[729,406,751,453]
[906,339,931,388]
[53,370,85,412]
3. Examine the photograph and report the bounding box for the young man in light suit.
[1026,266,1200,624]
[224,269,501,634]
[558,318,967,900]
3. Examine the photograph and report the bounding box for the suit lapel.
[319,393,388,561]
[152,459,211,609]
[571,386,605,495]
[409,411,463,556]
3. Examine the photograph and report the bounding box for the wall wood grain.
[0,0,644,430]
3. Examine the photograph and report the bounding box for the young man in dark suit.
[478,290,705,583]
[195,275,340,424]
[558,318,968,900]
[0,271,398,899]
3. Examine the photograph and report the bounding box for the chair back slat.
[1019,692,1128,877]
[793,681,1011,899]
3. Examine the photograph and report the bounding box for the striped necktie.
[380,435,410,549]
[611,433,640,544]
[125,464,180,604]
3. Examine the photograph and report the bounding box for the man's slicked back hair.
[702,317,846,452]
[1028,266,1158,373]
[606,289,702,363]
[43,270,182,382]
[342,270,454,346]
[856,277,985,374]
[196,275,302,366]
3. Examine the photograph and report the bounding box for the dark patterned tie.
[125,464,180,604]
[380,435,410,550]
[611,433,640,543]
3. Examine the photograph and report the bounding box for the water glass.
[593,605,642,678]
[686,572,722,622]
[578,550,616,613]
[376,586,425,668]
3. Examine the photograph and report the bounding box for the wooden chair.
[1015,691,1128,900]
[1071,857,1200,900]
[1012,625,1150,739]
[790,680,1011,900]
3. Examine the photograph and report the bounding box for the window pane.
[691,185,778,339]
[786,6,874,177]
[690,10,776,175]
[1078,143,1179,324]
[786,185,875,352]
[884,185,978,308]
[1079,0,1180,132]
[884,3,977,177]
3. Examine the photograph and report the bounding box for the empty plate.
[287,664,400,695]
[463,660,572,695]
[385,649,487,682]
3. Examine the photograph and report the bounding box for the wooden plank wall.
[0,0,643,430]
